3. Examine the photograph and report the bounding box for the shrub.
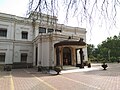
[54,66,62,75]
[88,63,91,68]
[4,65,12,71]
[38,66,42,72]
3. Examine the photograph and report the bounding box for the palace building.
[0,12,88,69]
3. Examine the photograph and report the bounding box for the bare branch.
[27,0,120,30]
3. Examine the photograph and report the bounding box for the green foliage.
[98,35,120,62]
[87,34,120,63]
[87,44,95,58]
[54,66,62,75]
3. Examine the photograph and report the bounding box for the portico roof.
[54,38,86,47]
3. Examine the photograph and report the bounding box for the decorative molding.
[0,24,9,27]
[0,49,7,51]
[20,50,29,52]
[20,27,29,30]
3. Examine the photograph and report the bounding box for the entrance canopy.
[54,38,86,48]
[54,38,87,67]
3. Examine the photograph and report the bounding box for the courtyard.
[0,63,120,90]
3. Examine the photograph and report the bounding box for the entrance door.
[63,47,72,65]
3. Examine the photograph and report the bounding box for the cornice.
[13,40,32,44]
[32,33,86,44]
[0,39,32,44]
[0,12,32,25]
[0,39,13,43]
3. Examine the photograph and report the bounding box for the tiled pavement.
[0,63,120,90]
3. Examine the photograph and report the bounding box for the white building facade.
[0,12,88,68]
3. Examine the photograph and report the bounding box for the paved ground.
[0,63,120,90]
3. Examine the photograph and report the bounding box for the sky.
[0,0,120,47]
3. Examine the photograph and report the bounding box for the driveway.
[0,63,120,90]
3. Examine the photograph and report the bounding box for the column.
[72,48,76,66]
[79,48,84,68]
[37,43,41,66]
[59,47,62,66]
[56,47,60,66]
[33,44,36,66]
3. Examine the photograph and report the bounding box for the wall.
[0,12,88,67]
[14,43,33,63]
[42,42,49,66]
[0,13,33,64]
[0,42,13,64]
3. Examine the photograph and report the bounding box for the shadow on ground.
[10,68,58,78]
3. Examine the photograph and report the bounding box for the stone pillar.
[60,47,62,66]
[56,47,60,66]
[33,44,36,66]
[72,48,76,66]
[79,48,84,68]
[37,43,40,66]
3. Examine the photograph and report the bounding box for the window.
[22,31,28,39]
[0,28,7,37]
[39,27,46,33]
[21,53,27,62]
[0,53,5,62]
[48,28,54,33]
[55,29,62,33]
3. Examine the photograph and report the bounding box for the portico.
[54,38,87,68]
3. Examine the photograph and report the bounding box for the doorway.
[63,47,72,65]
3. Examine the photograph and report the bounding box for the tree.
[87,44,102,62]
[27,0,120,28]
[87,44,94,56]
[87,44,96,61]
[97,35,120,62]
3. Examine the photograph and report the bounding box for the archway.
[63,47,72,65]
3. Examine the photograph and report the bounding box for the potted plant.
[79,63,84,68]
[87,61,91,68]
[87,63,91,68]
[101,62,108,70]
[38,66,42,72]
[54,66,62,75]
[4,65,12,71]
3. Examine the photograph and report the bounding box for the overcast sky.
[0,0,119,47]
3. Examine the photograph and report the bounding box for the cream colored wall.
[15,24,33,41]
[0,13,33,64]
[42,42,49,66]
[13,44,33,63]
[0,21,14,39]
[0,42,13,64]
[0,12,88,66]
[0,20,14,64]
